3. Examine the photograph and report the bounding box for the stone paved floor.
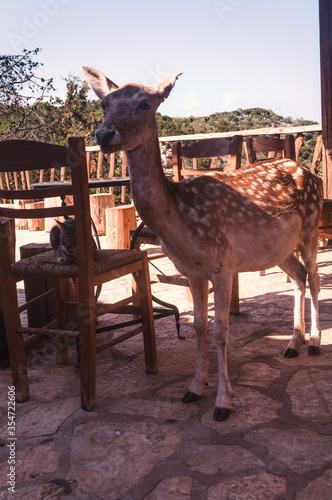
[0,230,332,500]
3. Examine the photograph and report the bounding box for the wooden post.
[0,237,28,399]
[86,151,91,176]
[109,153,116,194]
[0,217,15,264]
[319,0,332,198]
[0,218,16,365]
[106,204,137,249]
[295,133,305,161]
[172,141,182,182]
[121,153,128,203]
[90,193,115,235]
[14,199,35,229]
[26,201,45,231]
[311,133,323,174]
[96,151,104,194]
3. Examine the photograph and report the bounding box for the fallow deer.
[82,67,323,421]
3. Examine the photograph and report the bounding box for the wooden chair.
[0,137,157,411]
[134,136,243,314]
[245,135,332,248]
[172,135,243,182]
[244,134,296,164]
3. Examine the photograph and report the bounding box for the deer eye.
[139,99,151,110]
[100,102,106,115]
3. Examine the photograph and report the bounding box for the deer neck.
[125,131,175,235]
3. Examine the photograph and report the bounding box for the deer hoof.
[182,391,201,404]
[213,407,231,422]
[284,348,299,358]
[308,345,321,356]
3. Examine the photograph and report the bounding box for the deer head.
[82,66,182,153]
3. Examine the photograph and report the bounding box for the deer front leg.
[211,269,233,421]
[279,254,306,358]
[182,278,209,403]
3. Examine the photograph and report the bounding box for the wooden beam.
[158,124,322,143]
[320,0,332,198]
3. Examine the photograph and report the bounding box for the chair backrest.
[0,137,95,299]
[245,134,296,165]
[172,135,243,182]
[0,169,33,204]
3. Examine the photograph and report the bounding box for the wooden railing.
[158,123,323,175]
[0,124,324,205]
[159,123,322,141]
[85,123,323,190]
[85,145,128,203]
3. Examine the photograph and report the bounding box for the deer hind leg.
[299,239,321,355]
[210,269,233,421]
[279,253,307,358]
[182,278,209,404]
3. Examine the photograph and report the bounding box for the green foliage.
[156,107,316,138]
[49,77,104,146]
[0,48,55,140]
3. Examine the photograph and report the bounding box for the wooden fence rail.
[0,124,324,206]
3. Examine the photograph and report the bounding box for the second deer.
[83,67,323,422]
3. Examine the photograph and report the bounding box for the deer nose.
[95,130,115,146]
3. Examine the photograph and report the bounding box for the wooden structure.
[106,204,137,249]
[320,0,332,199]
[90,193,115,236]
[172,135,243,182]
[0,137,156,411]
[0,217,15,264]
[85,146,129,204]
[159,124,323,175]
[244,135,296,164]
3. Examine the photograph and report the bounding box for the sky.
[1,0,322,122]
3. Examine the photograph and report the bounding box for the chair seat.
[11,249,144,279]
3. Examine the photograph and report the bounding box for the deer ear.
[152,73,183,103]
[82,66,119,99]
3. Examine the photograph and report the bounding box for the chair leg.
[136,252,157,374]
[0,240,29,401]
[78,294,97,411]
[56,277,80,364]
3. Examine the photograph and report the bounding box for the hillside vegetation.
[156,108,315,137]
